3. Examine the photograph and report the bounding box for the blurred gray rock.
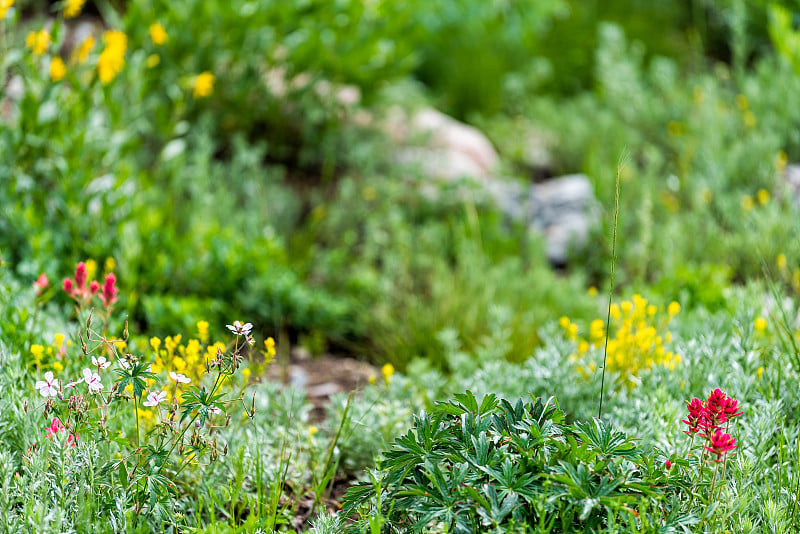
[384,105,596,264]
[486,174,598,265]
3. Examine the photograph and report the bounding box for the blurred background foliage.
[3,0,800,369]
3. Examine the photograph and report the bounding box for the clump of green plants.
[10,260,267,530]
[343,391,675,533]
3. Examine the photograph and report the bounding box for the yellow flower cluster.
[63,0,85,19]
[25,29,50,55]
[0,0,13,20]
[98,30,127,85]
[29,333,71,371]
[50,56,66,82]
[193,71,215,98]
[149,23,168,45]
[381,363,395,384]
[149,329,223,386]
[562,295,682,387]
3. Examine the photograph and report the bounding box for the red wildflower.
[34,273,49,295]
[100,273,118,307]
[62,277,75,296]
[74,262,87,289]
[704,429,736,462]
[90,280,100,295]
[45,417,77,447]
[682,397,705,435]
[721,396,743,419]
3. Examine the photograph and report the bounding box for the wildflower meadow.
[3,1,800,532]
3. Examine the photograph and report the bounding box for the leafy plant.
[343,391,673,533]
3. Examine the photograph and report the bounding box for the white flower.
[143,391,166,407]
[208,405,223,415]
[92,356,111,369]
[118,358,131,370]
[35,371,60,397]
[168,372,190,384]
[82,368,104,393]
[226,320,253,336]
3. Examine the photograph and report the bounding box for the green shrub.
[343,391,673,533]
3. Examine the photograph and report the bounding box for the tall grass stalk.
[598,152,625,419]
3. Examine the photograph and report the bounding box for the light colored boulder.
[410,108,500,174]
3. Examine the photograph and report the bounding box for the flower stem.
[700,461,720,526]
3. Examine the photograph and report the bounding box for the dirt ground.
[266,349,380,420]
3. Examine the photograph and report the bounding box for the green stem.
[700,461,720,526]
[598,154,624,418]
[133,392,140,448]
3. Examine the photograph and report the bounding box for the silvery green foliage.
[327,377,421,474]
[461,324,609,419]
[308,510,343,534]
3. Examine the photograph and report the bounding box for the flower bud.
[75,262,87,289]
[62,277,74,295]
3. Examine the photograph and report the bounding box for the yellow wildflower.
[241,368,251,381]
[558,316,570,329]
[368,375,377,385]
[97,30,127,85]
[754,317,767,333]
[778,253,787,270]
[173,356,186,371]
[31,344,45,358]
[308,425,318,437]
[63,0,85,18]
[193,71,215,98]
[668,302,680,316]
[757,366,764,379]
[0,0,13,20]
[53,361,64,372]
[197,321,209,343]
[114,340,127,350]
[381,363,395,383]
[26,29,51,55]
[150,337,161,351]
[264,337,276,358]
[149,23,168,45]
[757,189,770,205]
[587,286,597,297]
[104,256,116,273]
[146,54,160,68]
[54,333,65,347]
[567,323,578,339]
[50,56,66,81]
[741,195,754,211]
[73,36,95,64]
[83,259,97,280]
